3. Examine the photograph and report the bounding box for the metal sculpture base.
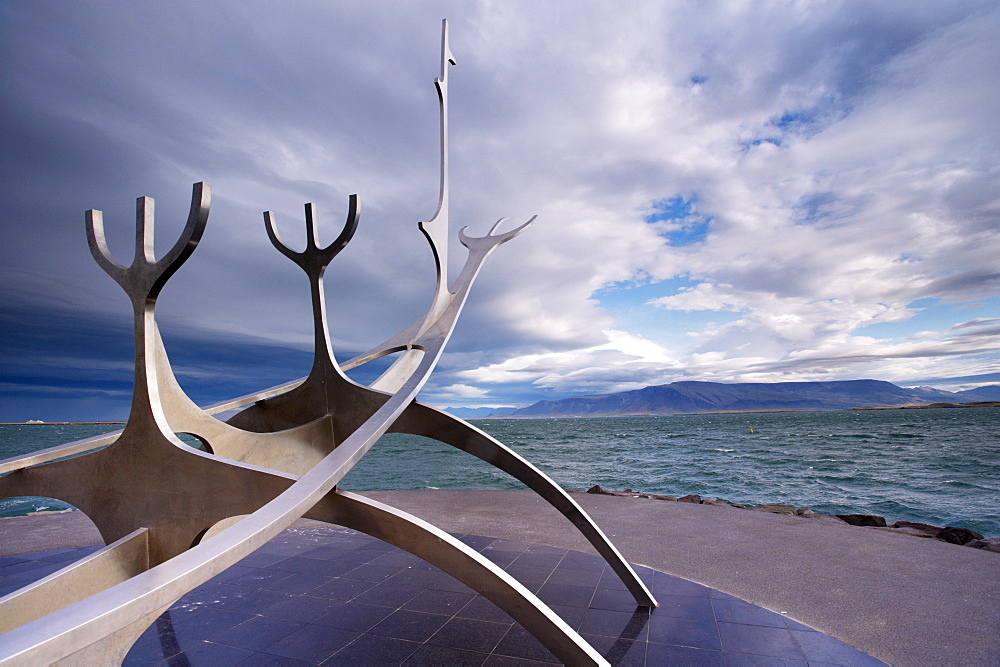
[0,21,655,666]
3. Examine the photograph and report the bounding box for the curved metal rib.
[391,401,657,607]
[0,529,150,634]
[309,490,608,666]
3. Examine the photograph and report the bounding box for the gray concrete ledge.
[2,490,997,665]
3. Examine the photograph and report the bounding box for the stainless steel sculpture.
[0,21,656,665]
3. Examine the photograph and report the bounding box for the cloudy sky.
[2,1,998,421]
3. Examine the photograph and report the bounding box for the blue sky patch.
[645,197,712,246]
[855,296,1000,341]
[594,277,740,347]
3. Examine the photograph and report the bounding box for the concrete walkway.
[2,490,998,664]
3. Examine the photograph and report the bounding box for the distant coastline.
[483,379,1000,419]
[854,402,1000,411]
[0,422,125,426]
[472,403,1000,419]
[0,421,125,426]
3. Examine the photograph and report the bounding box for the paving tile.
[386,567,441,588]
[351,581,423,608]
[404,643,490,665]
[456,595,517,624]
[718,622,806,661]
[336,561,399,584]
[482,654,558,666]
[456,534,498,550]
[546,564,604,587]
[652,593,715,621]
[595,569,630,591]
[9,528,884,667]
[237,652,313,666]
[373,551,425,568]
[189,584,293,614]
[290,545,358,563]
[312,600,395,633]
[509,551,563,569]
[164,607,257,648]
[0,556,30,567]
[428,617,511,654]
[419,569,477,593]
[207,564,257,584]
[403,587,476,615]
[369,609,451,642]
[536,582,595,608]
[489,538,534,552]
[12,547,85,562]
[589,587,650,613]
[577,607,651,642]
[644,641,727,665]
[324,633,420,665]
[724,653,807,666]
[649,572,712,598]
[310,576,377,601]
[164,640,255,666]
[210,615,304,652]
[124,622,182,664]
[579,633,647,667]
[259,623,359,663]
[790,629,887,665]
[0,562,63,587]
[647,614,723,651]
[492,625,560,664]
[226,568,296,589]
[325,549,382,566]
[505,563,556,585]
[547,603,588,631]
[713,598,788,628]
[269,556,357,578]
[256,571,333,595]
[523,543,566,554]
[262,593,346,623]
[236,551,290,569]
[481,549,519,567]
[782,616,816,632]
[710,589,742,601]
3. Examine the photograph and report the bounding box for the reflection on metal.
[0,20,655,665]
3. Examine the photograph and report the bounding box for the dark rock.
[836,514,887,527]
[586,484,613,495]
[891,520,941,532]
[702,499,740,508]
[677,494,702,504]
[753,504,797,515]
[966,538,1000,553]
[880,526,939,539]
[936,526,985,545]
[800,513,848,524]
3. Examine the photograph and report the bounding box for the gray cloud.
[2,1,998,417]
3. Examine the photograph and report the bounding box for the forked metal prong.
[85,182,211,301]
[86,209,128,283]
[459,215,537,250]
[264,195,359,273]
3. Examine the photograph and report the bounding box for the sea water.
[2,408,998,536]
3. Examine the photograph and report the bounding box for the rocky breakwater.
[584,485,1000,553]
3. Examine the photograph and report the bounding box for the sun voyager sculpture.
[0,21,656,665]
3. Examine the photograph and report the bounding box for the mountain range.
[441,380,1000,419]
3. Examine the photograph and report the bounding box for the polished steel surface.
[0,20,653,665]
